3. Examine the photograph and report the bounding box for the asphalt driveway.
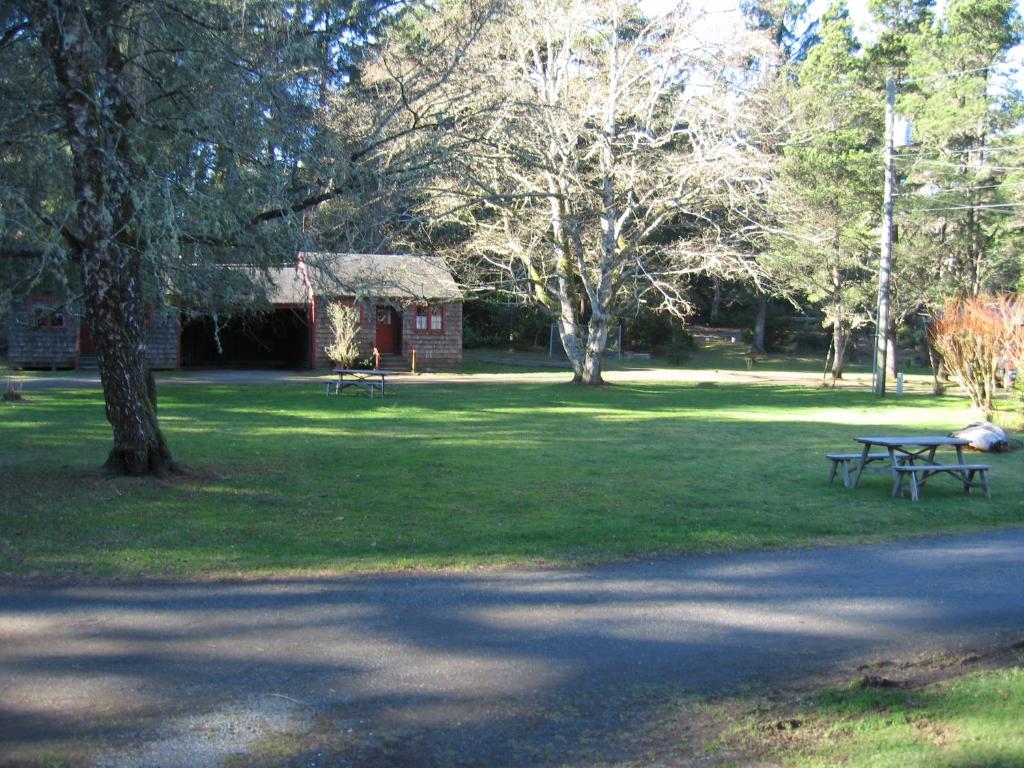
[3,529,1024,766]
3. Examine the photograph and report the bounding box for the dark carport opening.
[180,306,311,369]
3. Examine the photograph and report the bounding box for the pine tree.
[898,0,1023,298]
[764,2,883,379]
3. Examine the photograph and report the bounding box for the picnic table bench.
[892,463,992,501]
[826,452,892,487]
[326,369,394,398]
[840,435,990,501]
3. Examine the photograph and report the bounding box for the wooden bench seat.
[826,453,892,487]
[892,464,991,501]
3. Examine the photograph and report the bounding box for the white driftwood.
[951,422,1010,452]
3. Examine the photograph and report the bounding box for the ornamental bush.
[929,293,1024,419]
[324,302,361,368]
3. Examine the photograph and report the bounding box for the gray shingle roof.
[296,252,460,302]
[205,254,460,306]
[260,267,309,305]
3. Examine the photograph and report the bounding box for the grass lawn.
[782,665,1024,767]
[663,640,1024,768]
[1,375,1023,580]
[461,340,941,380]
[697,654,1024,768]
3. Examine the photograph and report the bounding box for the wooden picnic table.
[851,435,972,497]
[328,368,395,397]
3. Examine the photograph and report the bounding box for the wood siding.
[6,300,179,370]
[6,301,79,368]
[403,302,462,366]
[313,298,462,369]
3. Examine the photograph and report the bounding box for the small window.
[414,305,444,332]
[33,300,65,328]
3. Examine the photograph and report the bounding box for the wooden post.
[411,348,417,375]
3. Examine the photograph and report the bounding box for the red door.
[375,305,398,354]
[79,321,95,354]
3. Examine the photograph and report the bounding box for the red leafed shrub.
[929,293,1024,419]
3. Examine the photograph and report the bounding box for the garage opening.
[180,306,311,369]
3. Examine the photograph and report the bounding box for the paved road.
[3,530,1024,766]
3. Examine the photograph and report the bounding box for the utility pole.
[874,77,896,397]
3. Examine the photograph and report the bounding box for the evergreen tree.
[763,2,882,378]
[0,0,418,474]
[898,0,1023,298]
[741,0,819,354]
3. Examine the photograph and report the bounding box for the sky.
[682,0,953,41]
[672,0,1024,89]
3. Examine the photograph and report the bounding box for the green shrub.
[665,326,695,363]
[463,299,552,350]
[621,310,674,351]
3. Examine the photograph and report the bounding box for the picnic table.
[327,368,394,397]
[851,435,988,500]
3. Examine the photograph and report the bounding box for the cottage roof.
[296,252,460,302]
[260,267,309,305]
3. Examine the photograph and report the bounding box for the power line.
[897,145,1024,158]
[899,202,1024,213]
[943,145,1024,154]
[905,159,1024,171]
[899,207,1022,215]
[894,180,1024,196]
[902,65,1006,85]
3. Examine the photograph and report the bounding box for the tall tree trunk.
[886,327,898,381]
[557,315,586,382]
[709,277,722,323]
[831,323,846,380]
[925,333,945,394]
[751,294,768,355]
[580,312,609,385]
[829,243,844,379]
[966,203,981,295]
[40,0,179,476]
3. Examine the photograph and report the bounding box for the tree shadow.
[2,530,1024,764]
[2,380,1022,579]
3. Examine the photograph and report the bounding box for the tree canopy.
[0,0,466,473]
[422,0,777,383]
[2,0,1023,472]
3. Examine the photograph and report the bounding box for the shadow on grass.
[1,381,1022,579]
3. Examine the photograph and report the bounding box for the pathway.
[3,530,1024,765]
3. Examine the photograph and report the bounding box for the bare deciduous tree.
[427,0,775,383]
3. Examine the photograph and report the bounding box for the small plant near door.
[324,302,361,368]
